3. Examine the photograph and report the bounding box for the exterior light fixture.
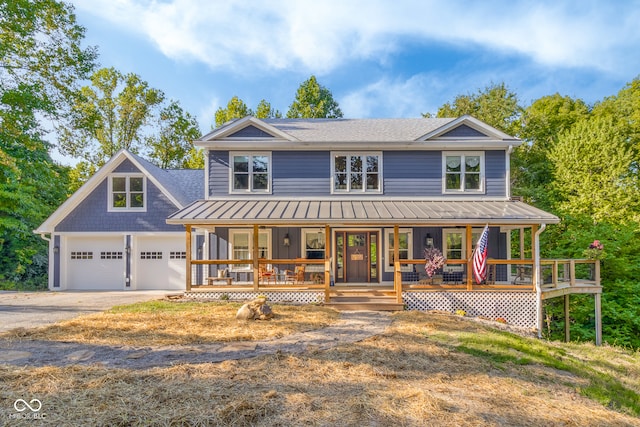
[425,234,434,248]
[283,233,290,247]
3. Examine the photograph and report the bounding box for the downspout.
[534,223,546,339]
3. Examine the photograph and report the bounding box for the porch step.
[325,295,404,312]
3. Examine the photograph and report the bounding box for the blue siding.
[485,151,506,197]
[384,151,441,196]
[441,124,487,138]
[229,125,274,138]
[56,161,183,232]
[209,150,506,198]
[273,152,330,196]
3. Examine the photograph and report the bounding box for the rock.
[235,297,273,320]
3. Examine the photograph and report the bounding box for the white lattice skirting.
[184,291,325,305]
[403,291,537,328]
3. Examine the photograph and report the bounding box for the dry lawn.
[1,307,640,426]
[0,300,340,346]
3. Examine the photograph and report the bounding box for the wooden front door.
[336,231,379,284]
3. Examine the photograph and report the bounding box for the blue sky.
[68,0,639,144]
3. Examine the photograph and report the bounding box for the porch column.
[531,224,538,291]
[253,225,259,291]
[595,293,602,346]
[186,225,192,291]
[564,294,570,342]
[466,225,473,290]
[394,225,402,304]
[324,225,331,303]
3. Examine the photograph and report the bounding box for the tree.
[286,75,343,119]
[147,100,202,169]
[429,82,521,135]
[549,116,639,224]
[60,67,165,166]
[513,94,590,208]
[1,0,95,288]
[214,96,281,128]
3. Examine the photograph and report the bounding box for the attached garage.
[65,236,125,290]
[133,235,186,290]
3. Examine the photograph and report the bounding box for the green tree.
[1,0,95,288]
[286,75,343,119]
[429,82,521,135]
[255,99,281,120]
[214,96,281,128]
[60,67,165,166]
[513,94,590,208]
[147,100,202,169]
[549,116,639,224]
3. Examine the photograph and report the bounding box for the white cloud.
[72,0,640,76]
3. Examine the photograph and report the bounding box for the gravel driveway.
[0,291,170,333]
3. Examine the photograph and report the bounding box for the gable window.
[230,153,271,193]
[384,228,413,272]
[109,174,146,211]
[332,152,381,193]
[443,152,484,193]
[229,229,271,271]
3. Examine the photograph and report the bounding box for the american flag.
[472,225,490,284]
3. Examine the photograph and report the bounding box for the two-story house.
[36,115,602,335]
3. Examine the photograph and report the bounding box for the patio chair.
[284,265,305,285]
[259,266,276,285]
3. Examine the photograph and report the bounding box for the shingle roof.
[167,199,559,226]
[262,118,456,142]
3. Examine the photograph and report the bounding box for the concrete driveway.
[0,291,171,333]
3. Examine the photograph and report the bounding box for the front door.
[336,231,379,284]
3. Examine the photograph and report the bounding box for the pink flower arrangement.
[584,240,605,260]
[424,247,446,278]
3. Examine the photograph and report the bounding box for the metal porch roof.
[166,199,559,226]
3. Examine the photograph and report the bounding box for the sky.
[64,0,640,160]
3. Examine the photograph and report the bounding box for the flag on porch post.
[472,225,490,284]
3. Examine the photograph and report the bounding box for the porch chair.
[259,266,276,285]
[284,265,305,285]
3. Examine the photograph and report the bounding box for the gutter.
[534,223,546,339]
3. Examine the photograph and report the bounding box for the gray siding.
[485,150,506,197]
[56,162,183,232]
[209,151,230,197]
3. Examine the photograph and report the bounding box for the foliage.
[1,0,93,289]
[286,75,343,119]
[429,82,521,135]
[549,116,639,223]
[146,100,202,168]
[60,67,165,167]
[214,96,281,128]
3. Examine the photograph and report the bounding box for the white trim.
[228,228,272,272]
[204,148,210,200]
[330,151,383,194]
[383,228,413,273]
[442,151,485,194]
[35,150,183,233]
[418,115,518,141]
[301,228,326,260]
[228,152,272,194]
[198,116,297,142]
[107,173,147,212]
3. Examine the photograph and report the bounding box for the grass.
[1,304,639,426]
[1,300,340,346]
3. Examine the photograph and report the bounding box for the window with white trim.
[230,153,271,193]
[109,174,146,211]
[443,152,484,193]
[302,229,325,260]
[442,228,484,271]
[229,229,272,271]
[332,152,381,193]
[384,228,413,272]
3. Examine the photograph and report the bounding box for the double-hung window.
[230,152,271,193]
[332,152,381,193]
[109,174,146,211]
[443,152,484,193]
[442,228,484,271]
[229,229,271,271]
[384,228,413,272]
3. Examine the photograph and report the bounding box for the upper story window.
[230,152,271,193]
[443,152,484,193]
[109,174,146,211]
[332,152,382,193]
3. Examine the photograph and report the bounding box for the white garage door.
[66,236,125,290]
[134,236,186,290]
